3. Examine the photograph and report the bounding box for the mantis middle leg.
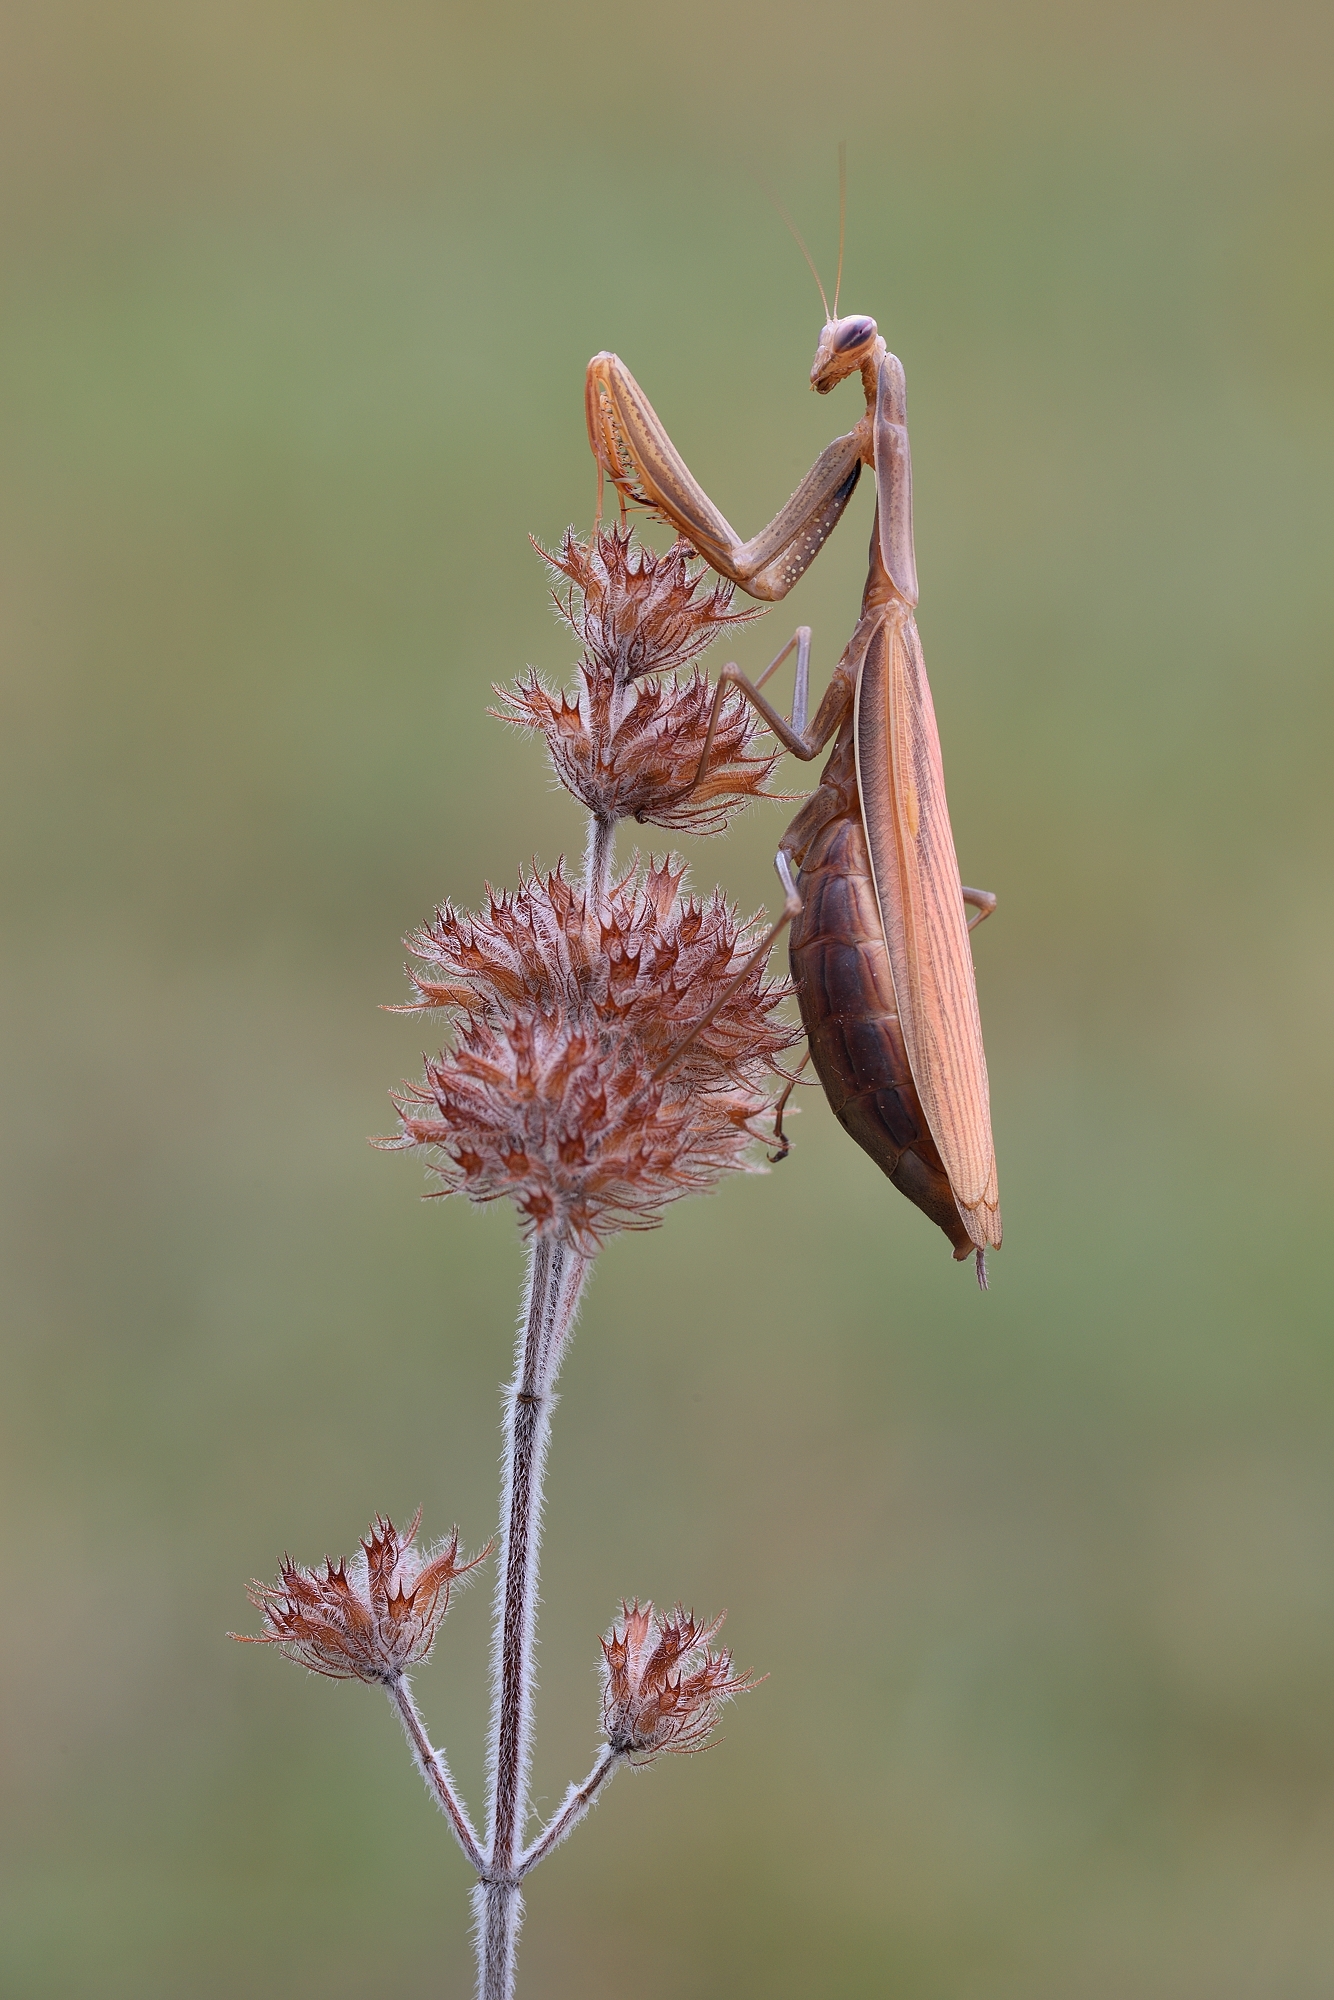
[645,642,858,1089]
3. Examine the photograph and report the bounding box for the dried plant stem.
[477,1236,591,2000]
[582,812,615,909]
[388,1673,485,1871]
[244,526,779,2000]
[582,661,634,909]
[518,1746,619,1878]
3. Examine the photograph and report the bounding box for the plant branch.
[583,812,615,909]
[476,1235,592,2000]
[518,1746,619,1878]
[388,1673,485,1872]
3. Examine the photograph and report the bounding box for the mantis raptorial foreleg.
[587,353,869,602]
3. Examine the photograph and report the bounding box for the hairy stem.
[476,1236,591,2000]
[583,812,615,910]
[388,1673,485,1872]
[584,651,641,909]
[518,1746,619,1878]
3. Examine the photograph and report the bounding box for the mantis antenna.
[759,152,847,325]
[833,141,847,318]
[758,171,831,321]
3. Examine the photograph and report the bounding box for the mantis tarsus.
[586,305,1002,1278]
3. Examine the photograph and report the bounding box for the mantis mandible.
[585,295,1002,1279]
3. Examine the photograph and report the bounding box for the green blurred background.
[2,2,1332,1994]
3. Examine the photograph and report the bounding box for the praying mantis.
[585,290,1002,1281]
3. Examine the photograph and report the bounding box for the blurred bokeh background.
[2,2,1332,1994]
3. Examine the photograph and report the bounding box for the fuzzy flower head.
[385,858,798,1254]
[600,1600,758,1763]
[236,1512,490,1684]
[543,524,762,685]
[496,529,781,833]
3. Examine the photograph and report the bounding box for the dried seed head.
[495,529,781,833]
[234,1512,490,1684]
[500,663,783,835]
[600,1600,758,1763]
[383,858,798,1254]
[544,525,762,685]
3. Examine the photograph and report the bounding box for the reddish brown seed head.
[234,1512,491,1684]
[383,860,799,1254]
[542,524,762,684]
[600,1600,758,1763]
[496,529,781,833]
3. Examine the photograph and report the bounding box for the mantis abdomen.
[789,806,975,1260]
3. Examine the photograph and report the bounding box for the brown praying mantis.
[585,289,1002,1281]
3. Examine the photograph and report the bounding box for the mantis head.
[810,314,879,394]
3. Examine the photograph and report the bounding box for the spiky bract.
[496,529,780,833]
[601,1600,756,1762]
[386,859,798,1253]
[238,1513,490,1683]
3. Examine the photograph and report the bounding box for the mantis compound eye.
[833,315,876,353]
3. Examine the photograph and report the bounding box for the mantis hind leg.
[962,886,997,931]
[768,1049,812,1163]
